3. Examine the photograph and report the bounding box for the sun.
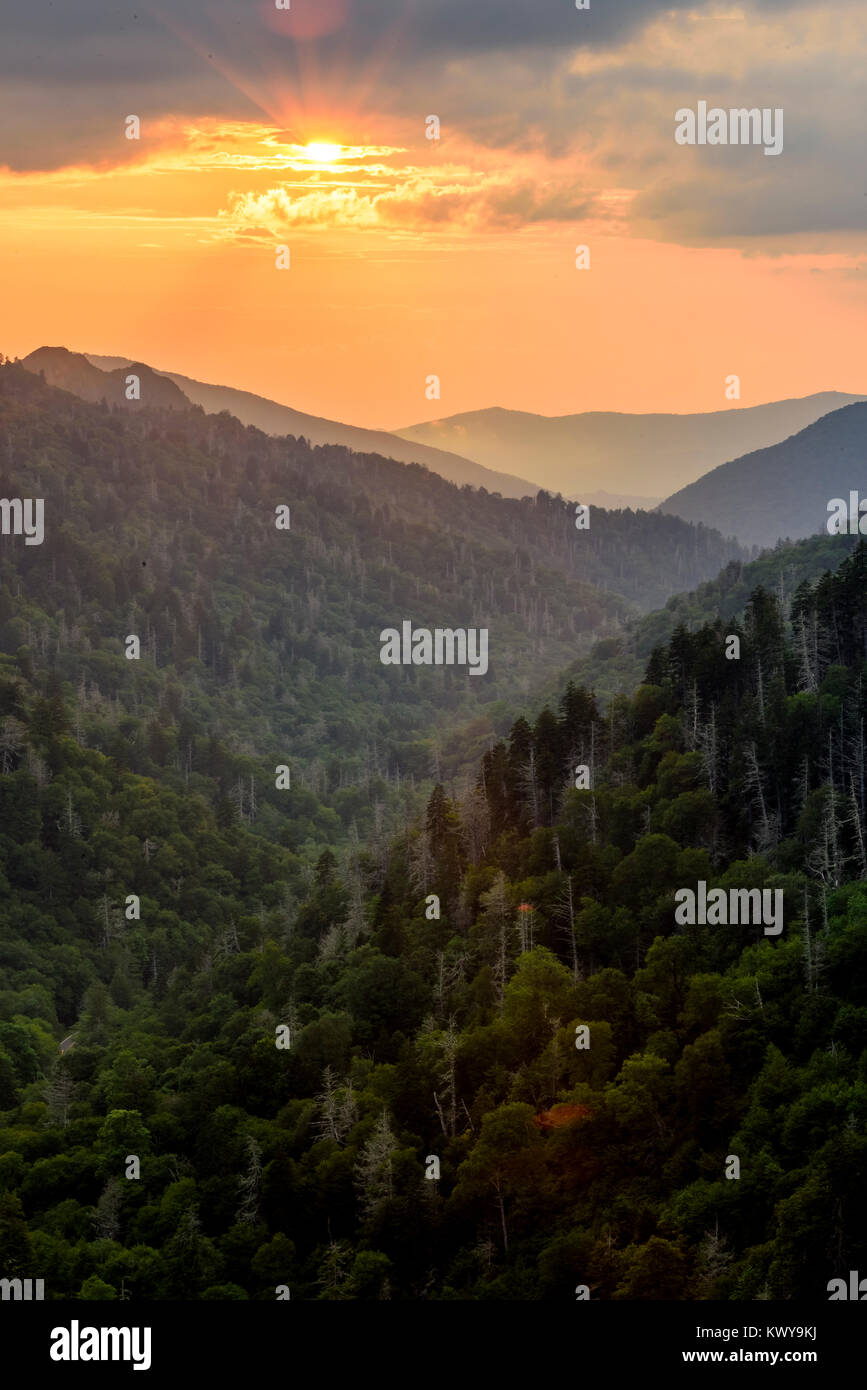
[303,142,343,163]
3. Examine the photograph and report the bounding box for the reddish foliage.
[533,1103,592,1131]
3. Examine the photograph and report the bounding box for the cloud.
[216,166,598,237]
[0,1,814,168]
[2,0,865,247]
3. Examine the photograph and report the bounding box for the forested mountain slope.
[660,402,867,548]
[0,358,746,798]
[546,532,861,711]
[26,346,539,502]
[2,541,866,1299]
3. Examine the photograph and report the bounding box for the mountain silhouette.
[659,402,867,548]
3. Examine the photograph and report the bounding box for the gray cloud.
[0,0,859,248]
[0,0,695,76]
[0,1,807,167]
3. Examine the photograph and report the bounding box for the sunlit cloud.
[0,118,609,239]
[0,122,404,187]
[215,168,603,237]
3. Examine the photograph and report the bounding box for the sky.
[1,0,865,428]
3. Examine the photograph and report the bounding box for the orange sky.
[2,3,866,427]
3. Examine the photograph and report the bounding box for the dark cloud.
[636,167,867,241]
[0,0,692,76]
[0,1,806,168]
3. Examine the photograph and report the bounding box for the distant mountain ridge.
[67,350,537,499]
[23,346,189,412]
[394,394,866,499]
[659,402,867,548]
[24,350,861,520]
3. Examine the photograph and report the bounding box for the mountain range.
[23,349,865,527]
[394,394,865,501]
[0,359,750,799]
[23,348,538,501]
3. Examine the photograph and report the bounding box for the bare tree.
[696,1220,733,1298]
[795,609,818,693]
[554,874,580,982]
[518,747,541,829]
[515,903,536,955]
[317,921,344,961]
[408,828,434,896]
[743,742,779,854]
[433,950,466,1022]
[315,1066,357,1145]
[59,789,82,838]
[683,681,700,751]
[45,1065,75,1128]
[236,1135,263,1224]
[354,1111,397,1220]
[480,872,513,1014]
[844,774,867,879]
[801,886,827,993]
[318,1238,351,1295]
[805,798,838,942]
[433,1017,460,1139]
[95,1178,123,1241]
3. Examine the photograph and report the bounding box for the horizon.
[14,343,867,437]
